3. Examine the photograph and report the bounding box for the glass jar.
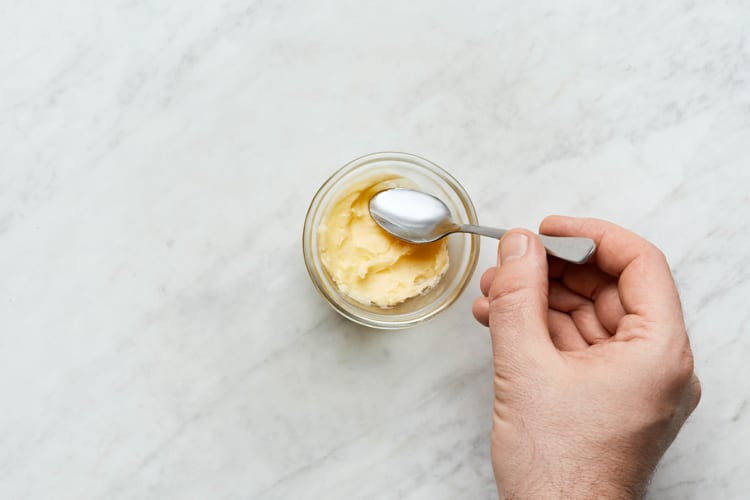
[302,152,479,329]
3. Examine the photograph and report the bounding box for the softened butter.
[317,175,449,307]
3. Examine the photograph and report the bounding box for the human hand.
[472,216,701,499]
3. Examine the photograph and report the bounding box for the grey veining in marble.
[1,1,749,499]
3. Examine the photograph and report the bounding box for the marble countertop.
[2,1,748,499]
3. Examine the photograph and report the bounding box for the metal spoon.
[369,188,596,264]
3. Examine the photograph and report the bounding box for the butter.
[317,175,449,308]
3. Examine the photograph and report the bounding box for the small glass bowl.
[302,152,479,329]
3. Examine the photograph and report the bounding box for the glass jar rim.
[302,152,479,329]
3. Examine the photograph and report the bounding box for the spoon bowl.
[368,187,456,244]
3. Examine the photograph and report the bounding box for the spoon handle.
[459,224,596,264]
[537,234,597,264]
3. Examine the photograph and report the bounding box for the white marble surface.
[1,1,749,498]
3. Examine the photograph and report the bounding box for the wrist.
[502,477,641,500]
[493,447,649,500]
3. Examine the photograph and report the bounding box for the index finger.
[540,216,683,325]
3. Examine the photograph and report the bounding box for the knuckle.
[648,244,669,266]
[689,374,702,409]
[489,284,535,317]
[489,274,532,304]
[667,343,695,386]
[677,348,695,380]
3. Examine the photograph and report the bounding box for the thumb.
[488,230,554,361]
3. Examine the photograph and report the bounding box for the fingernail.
[500,233,528,264]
